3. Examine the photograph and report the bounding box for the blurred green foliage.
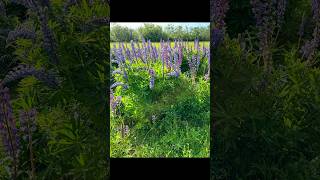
[211,0,320,178]
[0,0,109,179]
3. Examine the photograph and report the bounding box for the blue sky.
[110,22,210,29]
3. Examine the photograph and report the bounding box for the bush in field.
[110,24,137,42]
[110,39,210,157]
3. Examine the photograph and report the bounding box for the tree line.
[110,24,210,42]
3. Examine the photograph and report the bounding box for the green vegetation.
[110,39,210,157]
[110,23,210,42]
[0,0,109,179]
[211,0,320,179]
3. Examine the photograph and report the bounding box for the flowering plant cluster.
[110,37,210,157]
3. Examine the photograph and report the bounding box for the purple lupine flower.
[112,69,122,75]
[177,44,183,68]
[205,47,210,81]
[38,8,59,65]
[0,87,19,179]
[167,41,173,70]
[1,64,60,88]
[122,69,128,82]
[154,46,159,59]
[131,40,137,60]
[141,38,148,62]
[168,49,174,70]
[301,32,319,61]
[171,46,182,76]
[6,24,36,43]
[19,107,37,179]
[212,28,224,49]
[149,69,155,90]
[136,48,142,61]
[212,0,229,29]
[173,48,179,67]
[111,59,120,66]
[121,42,126,51]
[311,0,320,21]
[161,43,170,70]
[251,0,287,71]
[125,48,132,64]
[276,0,287,27]
[194,38,199,51]
[300,0,320,61]
[116,47,126,64]
[110,82,128,89]
[166,71,179,77]
[188,54,200,78]
[110,90,122,113]
[19,108,37,141]
[150,46,155,60]
[147,40,152,57]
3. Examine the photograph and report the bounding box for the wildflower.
[38,8,59,65]
[0,87,19,179]
[110,82,128,89]
[205,48,210,80]
[276,0,287,27]
[19,109,36,131]
[112,69,122,75]
[301,33,319,61]
[188,54,200,79]
[125,48,132,64]
[110,89,123,114]
[212,28,224,49]
[167,71,179,77]
[212,0,229,29]
[300,0,320,62]
[1,64,60,88]
[149,69,155,90]
[6,24,36,43]
[131,40,137,60]
[251,0,287,72]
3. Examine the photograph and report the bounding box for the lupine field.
[0,0,109,179]
[110,37,210,157]
[211,0,320,179]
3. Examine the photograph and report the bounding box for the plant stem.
[28,115,35,180]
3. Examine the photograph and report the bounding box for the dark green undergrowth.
[211,35,320,180]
